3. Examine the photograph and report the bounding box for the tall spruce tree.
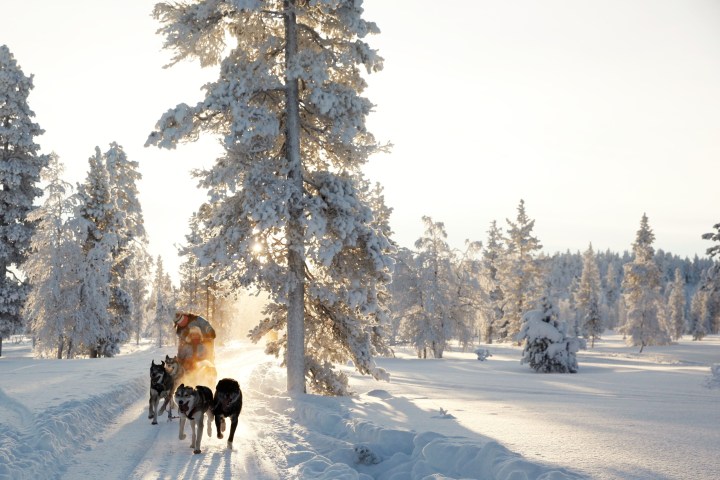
[603,260,621,329]
[148,0,393,394]
[75,148,118,357]
[104,143,146,355]
[574,243,603,347]
[700,222,720,334]
[620,214,669,352]
[0,45,49,356]
[125,242,152,346]
[149,256,175,348]
[667,267,686,340]
[689,287,709,340]
[499,199,544,342]
[404,217,474,359]
[177,212,204,314]
[22,154,79,358]
[479,220,505,343]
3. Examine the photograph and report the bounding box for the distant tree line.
[387,200,720,362]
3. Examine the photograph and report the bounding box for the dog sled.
[174,312,218,388]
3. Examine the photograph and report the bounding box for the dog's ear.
[151,359,156,366]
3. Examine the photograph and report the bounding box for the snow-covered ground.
[1,333,718,480]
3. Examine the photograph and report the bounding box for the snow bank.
[0,377,145,480]
[248,364,584,480]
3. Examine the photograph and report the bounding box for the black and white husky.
[174,384,214,454]
[213,378,243,447]
[149,360,174,425]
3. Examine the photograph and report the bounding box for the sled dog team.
[149,354,243,454]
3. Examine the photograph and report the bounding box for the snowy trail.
[60,343,285,480]
[3,335,717,479]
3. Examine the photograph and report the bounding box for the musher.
[174,312,216,372]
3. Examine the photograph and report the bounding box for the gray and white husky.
[149,360,174,425]
[174,384,214,454]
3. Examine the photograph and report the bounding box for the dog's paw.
[152,420,158,425]
[226,441,233,449]
[179,434,186,440]
[193,449,201,454]
[217,433,224,439]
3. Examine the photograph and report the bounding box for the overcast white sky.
[4,0,719,281]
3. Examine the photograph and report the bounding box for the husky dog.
[164,355,185,397]
[149,360,174,425]
[213,378,243,447]
[174,384,214,454]
[165,354,185,382]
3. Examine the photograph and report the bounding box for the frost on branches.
[518,296,583,373]
[0,45,49,354]
[148,0,393,394]
[22,154,82,358]
[620,214,669,353]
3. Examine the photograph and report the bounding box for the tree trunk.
[284,0,306,394]
[57,335,64,359]
[0,337,3,357]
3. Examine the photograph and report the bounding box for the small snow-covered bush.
[518,296,584,373]
[474,348,492,361]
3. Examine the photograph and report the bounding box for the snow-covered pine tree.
[574,243,603,347]
[603,260,622,329]
[478,220,505,344]
[384,247,413,342]
[453,239,483,351]
[404,217,477,359]
[124,242,152,346]
[177,212,204,315]
[70,144,144,357]
[0,45,49,356]
[22,154,80,358]
[666,267,686,340]
[702,222,720,258]
[148,0,393,394]
[149,256,175,348]
[620,214,669,352]
[689,287,709,341]
[74,148,118,357]
[104,143,148,348]
[179,207,234,326]
[518,294,582,373]
[499,199,544,343]
[700,222,720,334]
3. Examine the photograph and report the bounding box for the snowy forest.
[2,1,720,397]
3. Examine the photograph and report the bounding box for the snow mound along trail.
[248,363,585,480]
[0,377,145,480]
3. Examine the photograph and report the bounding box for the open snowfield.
[1,333,718,480]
